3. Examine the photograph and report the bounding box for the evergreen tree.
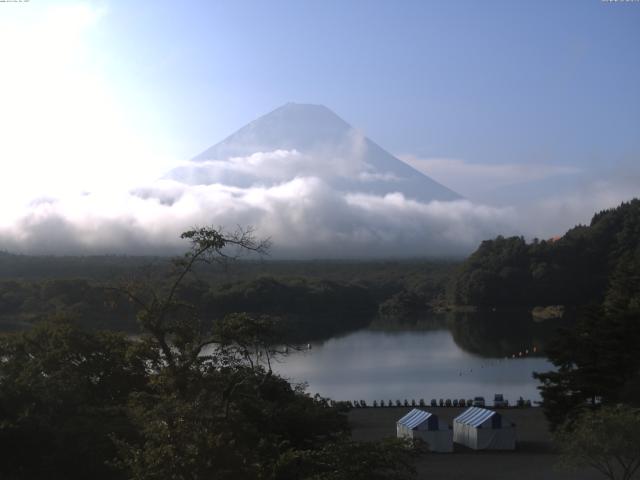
[534,307,640,430]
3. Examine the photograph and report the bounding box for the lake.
[274,320,557,405]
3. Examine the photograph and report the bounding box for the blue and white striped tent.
[396,409,453,452]
[455,407,501,428]
[397,409,438,430]
[453,407,516,450]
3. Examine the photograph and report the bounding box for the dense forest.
[448,199,640,309]
[0,255,455,340]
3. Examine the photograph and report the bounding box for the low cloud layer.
[168,130,407,190]
[1,150,636,258]
[0,176,514,257]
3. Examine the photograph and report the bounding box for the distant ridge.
[167,102,461,203]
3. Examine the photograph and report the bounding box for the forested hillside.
[0,260,456,339]
[448,199,640,308]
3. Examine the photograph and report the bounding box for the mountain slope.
[167,103,460,203]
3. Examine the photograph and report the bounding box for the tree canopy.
[449,199,640,308]
[555,405,640,480]
[534,307,640,430]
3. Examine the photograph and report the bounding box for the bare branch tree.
[109,225,270,370]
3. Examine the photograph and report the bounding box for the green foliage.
[113,366,351,480]
[516,201,640,433]
[534,307,640,430]
[272,438,417,480]
[377,274,446,322]
[206,277,378,341]
[555,405,640,480]
[378,290,426,321]
[0,320,148,480]
[0,251,168,281]
[0,258,456,342]
[449,199,640,308]
[604,251,640,316]
[0,278,137,331]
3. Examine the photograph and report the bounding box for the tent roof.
[397,409,433,429]
[454,407,497,427]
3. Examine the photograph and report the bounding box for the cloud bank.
[0,173,515,257]
[3,147,635,258]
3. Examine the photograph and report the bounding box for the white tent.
[396,409,453,453]
[453,407,516,450]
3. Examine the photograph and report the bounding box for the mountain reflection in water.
[274,313,565,404]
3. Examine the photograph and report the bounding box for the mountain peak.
[273,102,341,116]
[192,102,351,162]
[279,101,333,111]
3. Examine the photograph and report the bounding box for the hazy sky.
[1,1,639,256]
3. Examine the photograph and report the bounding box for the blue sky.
[97,0,640,166]
[1,0,638,255]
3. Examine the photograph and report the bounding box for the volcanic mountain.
[166,103,460,203]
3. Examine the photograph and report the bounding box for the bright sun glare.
[0,4,170,205]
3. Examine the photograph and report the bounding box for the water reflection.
[447,310,572,358]
[274,314,562,404]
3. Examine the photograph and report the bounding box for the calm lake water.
[273,325,555,405]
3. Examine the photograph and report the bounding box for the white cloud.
[2,137,636,258]
[0,174,516,257]
[168,129,400,187]
[169,149,337,185]
[1,153,637,257]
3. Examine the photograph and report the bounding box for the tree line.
[0,267,453,341]
[448,199,640,309]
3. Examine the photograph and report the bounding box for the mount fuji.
[166,103,460,203]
